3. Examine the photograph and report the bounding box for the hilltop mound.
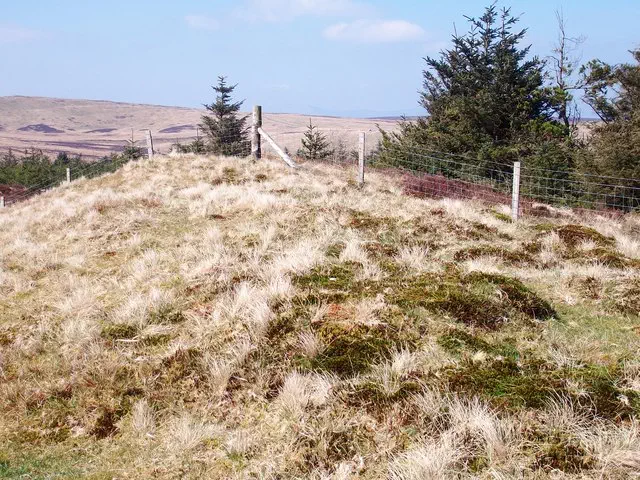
[0,155,639,478]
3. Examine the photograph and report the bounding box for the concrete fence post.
[66,167,71,184]
[145,130,154,158]
[511,161,521,221]
[0,196,4,208]
[252,105,262,161]
[358,132,366,185]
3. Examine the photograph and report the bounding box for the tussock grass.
[0,154,639,478]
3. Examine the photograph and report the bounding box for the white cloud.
[0,25,41,44]
[324,19,425,43]
[237,0,374,22]
[185,15,219,30]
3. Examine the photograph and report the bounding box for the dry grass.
[0,153,639,478]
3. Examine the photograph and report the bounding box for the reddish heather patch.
[399,171,629,219]
[402,172,512,206]
[0,184,30,204]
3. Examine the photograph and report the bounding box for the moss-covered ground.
[0,155,639,478]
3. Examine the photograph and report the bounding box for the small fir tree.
[200,76,250,157]
[122,129,144,160]
[298,120,332,161]
[190,128,207,154]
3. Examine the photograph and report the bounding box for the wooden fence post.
[145,130,154,158]
[358,132,366,185]
[66,167,71,184]
[252,105,262,161]
[512,161,521,221]
[258,127,298,168]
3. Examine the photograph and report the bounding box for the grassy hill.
[0,154,639,478]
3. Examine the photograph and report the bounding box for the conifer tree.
[377,5,569,173]
[578,49,640,209]
[298,120,332,161]
[122,129,144,160]
[200,76,250,157]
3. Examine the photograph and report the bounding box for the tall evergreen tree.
[297,120,332,161]
[200,76,250,157]
[581,49,640,124]
[377,5,569,174]
[578,50,640,209]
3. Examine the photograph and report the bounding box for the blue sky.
[1,0,639,117]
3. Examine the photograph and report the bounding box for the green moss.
[160,348,203,383]
[293,263,378,304]
[141,334,171,346]
[0,326,16,346]
[437,329,519,360]
[548,225,615,249]
[523,241,542,255]
[470,221,513,240]
[243,233,261,248]
[221,167,241,184]
[532,223,556,232]
[576,276,603,300]
[443,357,638,419]
[325,242,345,258]
[444,358,561,409]
[534,432,595,473]
[569,364,640,420]
[527,225,636,270]
[348,209,393,230]
[610,278,640,315]
[152,348,209,404]
[579,247,639,269]
[492,212,513,223]
[295,422,375,474]
[296,264,357,291]
[453,246,536,266]
[390,272,555,329]
[101,323,138,341]
[149,305,185,325]
[304,322,401,377]
[0,453,81,479]
[344,379,423,411]
[363,241,398,258]
[254,173,268,182]
[467,273,557,320]
[559,225,615,248]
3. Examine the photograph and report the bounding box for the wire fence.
[3,121,639,218]
[257,123,640,217]
[1,154,137,207]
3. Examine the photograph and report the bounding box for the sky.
[1,0,639,118]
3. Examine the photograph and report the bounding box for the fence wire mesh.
[258,123,640,216]
[4,121,639,218]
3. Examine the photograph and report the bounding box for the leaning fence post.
[511,161,521,221]
[0,196,4,208]
[66,167,71,184]
[252,105,262,161]
[358,132,366,185]
[145,130,154,158]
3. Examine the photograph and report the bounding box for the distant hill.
[0,96,397,159]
